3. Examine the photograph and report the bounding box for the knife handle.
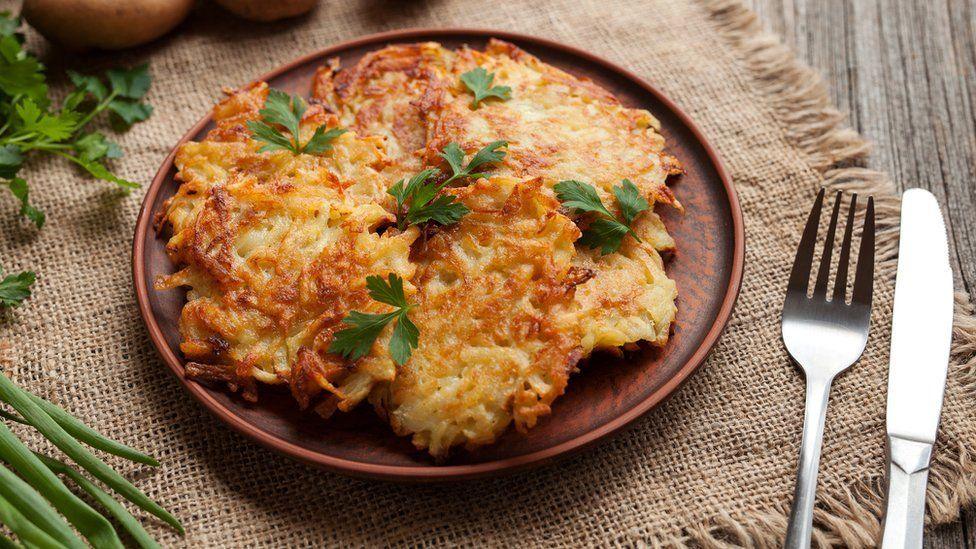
[880,436,933,549]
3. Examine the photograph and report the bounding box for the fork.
[782,189,875,548]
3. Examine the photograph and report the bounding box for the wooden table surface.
[746,0,975,546]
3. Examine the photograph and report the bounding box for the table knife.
[880,188,954,548]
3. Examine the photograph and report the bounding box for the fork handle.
[785,375,833,549]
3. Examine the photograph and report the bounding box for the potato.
[213,0,318,22]
[22,0,194,51]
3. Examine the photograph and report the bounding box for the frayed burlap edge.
[625,1,976,547]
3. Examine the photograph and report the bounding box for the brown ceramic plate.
[133,28,744,481]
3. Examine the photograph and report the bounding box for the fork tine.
[852,196,875,305]
[788,188,825,294]
[832,193,858,302]
[813,191,843,296]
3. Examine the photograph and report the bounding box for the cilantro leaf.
[388,168,470,230]
[555,179,649,255]
[460,67,512,109]
[0,267,36,309]
[329,274,419,365]
[0,145,23,179]
[3,178,44,228]
[303,126,347,155]
[438,140,508,186]
[248,88,345,156]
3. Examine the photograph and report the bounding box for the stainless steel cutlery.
[880,189,954,549]
[780,188,954,548]
[782,189,875,549]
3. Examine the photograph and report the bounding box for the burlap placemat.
[2,0,975,546]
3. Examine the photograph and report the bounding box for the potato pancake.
[420,39,681,211]
[156,82,418,410]
[159,39,682,458]
[312,43,454,181]
[370,177,582,457]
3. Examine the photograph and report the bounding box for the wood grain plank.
[743,1,976,547]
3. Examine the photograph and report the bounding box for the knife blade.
[881,188,954,549]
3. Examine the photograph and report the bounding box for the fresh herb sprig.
[329,274,419,366]
[438,140,507,187]
[388,141,508,230]
[554,179,650,255]
[246,89,346,155]
[0,13,153,229]
[0,266,34,309]
[388,168,470,231]
[0,371,180,548]
[460,67,511,109]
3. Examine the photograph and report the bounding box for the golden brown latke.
[159,39,681,457]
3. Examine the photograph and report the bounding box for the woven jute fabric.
[2,0,975,546]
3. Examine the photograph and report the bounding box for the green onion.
[0,394,159,466]
[0,462,84,548]
[0,533,22,549]
[0,421,121,548]
[0,492,65,549]
[0,374,183,534]
[37,454,161,549]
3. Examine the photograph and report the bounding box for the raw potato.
[22,0,193,51]
[214,0,318,21]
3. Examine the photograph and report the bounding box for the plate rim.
[132,27,745,482]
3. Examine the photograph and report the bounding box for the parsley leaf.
[0,34,47,103]
[14,98,78,141]
[246,88,346,155]
[303,126,347,155]
[74,133,122,162]
[0,266,36,309]
[3,177,44,228]
[329,274,419,366]
[0,145,22,179]
[438,140,508,186]
[0,22,153,216]
[388,168,470,230]
[554,179,650,255]
[614,179,650,225]
[460,67,511,109]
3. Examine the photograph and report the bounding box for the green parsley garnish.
[388,168,470,231]
[387,141,508,230]
[460,67,511,109]
[329,274,419,366]
[438,140,508,186]
[554,179,650,255]
[246,88,346,155]
[0,266,35,309]
[0,13,153,229]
